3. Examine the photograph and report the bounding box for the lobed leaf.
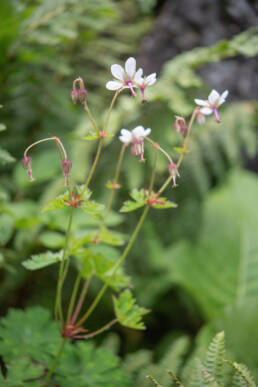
[41,191,69,213]
[113,289,149,330]
[22,250,63,270]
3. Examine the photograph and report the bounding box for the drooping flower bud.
[62,158,72,186]
[168,162,179,188]
[71,89,79,104]
[196,111,206,125]
[22,156,34,182]
[71,77,87,105]
[173,116,188,137]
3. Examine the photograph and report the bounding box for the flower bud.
[173,116,188,136]
[22,156,34,182]
[168,162,179,188]
[71,77,88,105]
[196,111,205,125]
[71,90,79,104]
[62,158,72,186]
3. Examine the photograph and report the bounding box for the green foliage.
[0,307,131,386]
[41,191,69,213]
[77,248,130,290]
[120,189,147,212]
[139,332,256,387]
[227,361,256,387]
[0,307,61,363]
[150,197,177,210]
[154,27,258,114]
[55,341,131,387]
[113,289,149,330]
[203,332,225,386]
[159,169,258,319]
[0,357,43,386]
[22,250,63,270]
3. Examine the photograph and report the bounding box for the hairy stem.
[71,275,92,324]
[83,101,100,134]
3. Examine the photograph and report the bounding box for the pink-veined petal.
[125,57,136,78]
[111,64,125,81]
[106,81,123,90]
[194,98,209,107]
[200,107,213,115]
[145,73,156,86]
[134,68,143,83]
[208,89,220,105]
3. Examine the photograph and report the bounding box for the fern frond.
[146,375,163,386]
[168,370,184,386]
[226,360,257,387]
[203,331,225,386]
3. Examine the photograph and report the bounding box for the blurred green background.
[1,0,258,385]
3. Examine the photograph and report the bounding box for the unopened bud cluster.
[71,77,88,104]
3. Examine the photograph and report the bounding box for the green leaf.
[22,250,63,270]
[120,200,146,213]
[0,147,15,165]
[150,197,178,210]
[226,361,257,387]
[83,132,99,141]
[55,342,131,387]
[80,200,105,220]
[120,189,148,212]
[146,375,163,386]
[41,191,69,213]
[168,370,184,386]
[203,332,225,385]
[78,249,130,290]
[173,146,189,154]
[165,169,258,319]
[0,357,43,386]
[130,188,146,202]
[0,307,61,363]
[99,226,125,246]
[113,289,149,330]
[39,231,64,248]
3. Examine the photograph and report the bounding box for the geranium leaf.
[22,250,63,270]
[113,289,149,330]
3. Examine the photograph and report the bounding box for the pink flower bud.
[174,117,188,136]
[22,156,34,182]
[22,156,32,170]
[168,162,179,188]
[62,158,72,186]
[71,77,88,104]
[71,90,79,104]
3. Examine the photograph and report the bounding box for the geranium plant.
[21,57,228,384]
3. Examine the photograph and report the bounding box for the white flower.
[106,57,143,97]
[136,73,157,102]
[119,126,151,162]
[194,89,228,123]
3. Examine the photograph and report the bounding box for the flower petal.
[111,64,125,81]
[200,107,213,115]
[119,129,132,143]
[194,98,209,107]
[125,57,136,78]
[208,89,220,105]
[132,125,145,138]
[145,73,156,86]
[106,81,123,90]
[218,90,229,105]
[134,68,143,83]
[144,128,151,136]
